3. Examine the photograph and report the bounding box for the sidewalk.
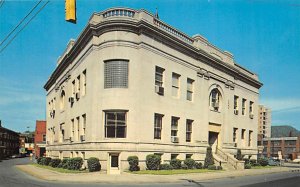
[16,165,295,184]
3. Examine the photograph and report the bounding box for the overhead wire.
[0,1,49,54]
[0,0,42,46]
[0,0,5,9]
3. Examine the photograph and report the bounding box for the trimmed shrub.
[207,165,217,170]
[257,158,268,166]
[181,164,188,170]
[159,163,173,170]
[245,163,252,169]
[170,159,182,169]
[194,162,203,169]
[40,157,51,166]
[250,159,257,165]
[243,158,250,165]
[204,147,214,168]
[67,157,83,170]
[216,166,223,170]
[127,156,140,172]
[184,158,196,169]
[49,158,61,168]
[146,154,161,170]
[236,149,243,161]
[252,162,261,167]
[87,157,101,172]
[57,158,69,169]
[37,157,42,165]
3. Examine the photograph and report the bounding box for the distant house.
[34,120,46,158]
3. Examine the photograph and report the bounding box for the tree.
[204,146,214,168]
[236,149,243,160]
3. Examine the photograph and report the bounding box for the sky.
[0,0,300,132]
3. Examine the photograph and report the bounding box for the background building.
[44,8,262,173]
[258,105,271,138]
[34,120,46,158]
[0,120,20,159]
[19,132,34,155]
[261,137,300,160]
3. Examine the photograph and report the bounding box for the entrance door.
[209,131,219,153]
[109,153,120,174]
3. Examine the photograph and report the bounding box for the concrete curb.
[15,165,294,184]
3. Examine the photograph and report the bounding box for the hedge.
[146,154,161,170]
[244,163,252,169]
[184,158,196,169]
[127,156,140,172]
[181,163,188,170]
[87,157,101,172]
[170,159,182,169]
[194,162,203,169]
[40,157,51,166]
[66,157,83,170]
[257,158,268,166]
[159,163,173,170]
[58,158,69,169]
[49,158,61,168]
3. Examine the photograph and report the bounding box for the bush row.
[36,157,101,172]
[244,158,269,169]
[127,154,219,171]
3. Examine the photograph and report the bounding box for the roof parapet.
[57,39,75,66]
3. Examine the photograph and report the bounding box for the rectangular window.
[42,135,46,142]
[242,98,246,115]
[187,78,194,101]
[248,130,252,146]
[77,76,80,92]
[71,119,74,140]
[171,116,179,138]
[82,70,86,96]
[233,128,238,143]
[171,154,178,160]
[105,111,127,138]
[249,101,254,117]
[77,117,80,141]
[154,113,163,139]
[172,73,180,97]
[234,95,239,114]
[186,119,193,142]
[72,80,75,96]
[186,154,192,159]
[241,129,245,139]
[104,60,129,88]
[155,66,164,87]
[82,114,86,136]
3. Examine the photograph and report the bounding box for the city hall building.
[44,8,262,173]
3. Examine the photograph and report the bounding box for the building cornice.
[44,8,263,91]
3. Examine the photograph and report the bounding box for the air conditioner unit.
[171,136,179,143]
[80,135,85,142]
[75,92,80,100]
[155,85,164,95]
[234,109,239,115]
[249,114,254,119]
[212,102,219,108]
[69,96,74,103]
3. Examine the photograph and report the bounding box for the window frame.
[154,113,163,139]
[104,110,127,138]
[172,72,180,97]
[155,66,164,87]
[104,59,129,89]
[186,78,194,101]
[186,119,193,142]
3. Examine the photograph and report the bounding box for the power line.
[0,0,42,46]
[0,1,49,54]
[0,0,5,9]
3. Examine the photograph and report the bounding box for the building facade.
[44,8,262,173]
[258,105,271,138]
[260,137,300,160]
[19,133,34,155]
[0,120,20,159]
[34,120,46,158]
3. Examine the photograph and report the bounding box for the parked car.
[268,159,280,166]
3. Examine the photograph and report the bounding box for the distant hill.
[271,125,300,137]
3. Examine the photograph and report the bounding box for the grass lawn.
[30,163,89,173]
[251,165,278,169]
[128,169,221,175]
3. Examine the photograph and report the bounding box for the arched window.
[209,88,221,111]
[60,90,65,110]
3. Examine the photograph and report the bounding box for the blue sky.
[0,0,299,132]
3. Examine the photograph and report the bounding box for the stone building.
[44,8,262,173]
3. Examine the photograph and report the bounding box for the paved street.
[1,157,300,187]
